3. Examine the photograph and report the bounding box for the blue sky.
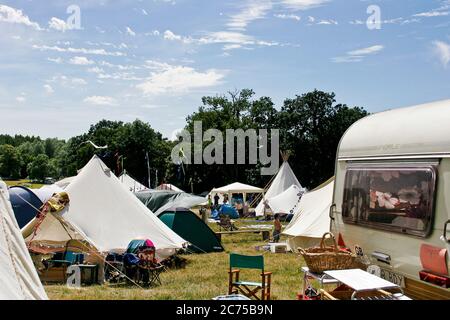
[0,0,449,140]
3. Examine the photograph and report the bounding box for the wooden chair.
[228,253,272,300]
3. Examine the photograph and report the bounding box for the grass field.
[4,179,44,189]
[45,219,306,300]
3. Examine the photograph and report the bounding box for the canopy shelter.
[255,159,303,216]
[22,156,186,261]
[135,190,207,216]
[159,207,224,253]
[0,180,48,300]
[157,183,184,192]
[265,185,304,215]
[210,182,264,205]
[8,186,43,229]
[119,170,149,192]
[282,178,334,251]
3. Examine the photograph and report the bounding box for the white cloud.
[88,66,105,73]
[47,57,63,64]
[164,30,182,41]
[414,11,449,17]
[126,26,136,36]
[44,84,54,94]
[333,45,384,63]
[198,31,255,45]
[137,61,225,95]
[348,45,384,56]
[433,40,450,67]
[0,5,42,30]
[274,14,301,21]
[282,0,330,11]
[16,96,26,103]
[32,45,126,56]
[227,0,272,31]
[308,16,315,23]
[84,96,117,106]
[142,9,148,15]
[71,78,88,86]
[223,44,243,51]
[317,19,338,25]
[48,17,71,32]
[69,56,94,65]
[48,75,87,87]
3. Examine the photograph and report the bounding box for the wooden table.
[323,269,410,300]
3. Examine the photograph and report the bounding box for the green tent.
[159,207,224,253]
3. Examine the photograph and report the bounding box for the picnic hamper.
[298,232,366,273]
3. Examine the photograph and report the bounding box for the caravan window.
[342,164,436,237]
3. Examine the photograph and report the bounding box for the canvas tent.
[119,170,148,192]
[22,156,186,260]
[8,186,43,229]
[282,178,334,250]
[0,180,48,300]
[54,176,75,189]
[136,190,207,216]
[255,160,303,216]
[159,207,224,253]
[266,185,304,215]
[210,182,264,205]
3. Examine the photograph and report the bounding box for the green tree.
[0,144,23,179]
[278,89,368,188]
[28,154,50,181]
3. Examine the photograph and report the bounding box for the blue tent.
[8,186,43,228]
[211,204,239,220]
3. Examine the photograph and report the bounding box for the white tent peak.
[0,180,48,300]
[119,170,148,192]
[255,160,303,216]
[211,182,263,193]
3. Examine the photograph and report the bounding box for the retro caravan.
[331,99,450,300]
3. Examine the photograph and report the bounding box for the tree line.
[0,89,368,192]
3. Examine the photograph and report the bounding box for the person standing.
[273,214,282,243]
[213,193,220,208]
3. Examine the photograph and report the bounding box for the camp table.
[300,267,340,300]
[76,264,99,285]
[323,269,410,300]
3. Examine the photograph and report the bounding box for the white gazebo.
[211,182,264,205]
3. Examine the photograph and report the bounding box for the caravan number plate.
[379,268,406,288]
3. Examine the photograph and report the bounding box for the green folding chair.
[228,253,272,300]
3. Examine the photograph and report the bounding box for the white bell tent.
[255,159,303,216]
[23,156,186,260]
[282,178,334,251]
[119,170,149,192]
[265,185,304,215]
[0,180,48,300]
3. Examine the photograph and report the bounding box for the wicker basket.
[298,232,364,273]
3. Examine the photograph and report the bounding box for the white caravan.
[331,100,450,300]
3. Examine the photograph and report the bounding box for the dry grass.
[45,220,305,300]
[4,179,44,189]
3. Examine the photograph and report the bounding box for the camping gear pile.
[298,232,366,273]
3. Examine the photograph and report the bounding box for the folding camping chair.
[228,253,272,300]
[137,247,165,287]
